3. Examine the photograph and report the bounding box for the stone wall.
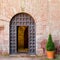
[0,0,60,56]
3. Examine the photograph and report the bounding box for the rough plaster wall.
[49,0,60,41]
[0,0,60,55]
[0,0,48,54]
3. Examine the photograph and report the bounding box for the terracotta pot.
[46,51,55,59]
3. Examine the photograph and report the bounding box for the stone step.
[0,55,46,60]
[0,57,45,60]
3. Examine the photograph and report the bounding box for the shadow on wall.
[40,39,60,55]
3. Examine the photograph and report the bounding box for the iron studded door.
[10,13,36,55]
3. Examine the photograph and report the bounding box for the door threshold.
[9,53,36,57]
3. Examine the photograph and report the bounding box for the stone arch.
[10,12,36,55]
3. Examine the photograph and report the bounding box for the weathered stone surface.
[0,0,60,55]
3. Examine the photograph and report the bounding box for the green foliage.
[46,34,55,51]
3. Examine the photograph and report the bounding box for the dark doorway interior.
[17,26,28,53]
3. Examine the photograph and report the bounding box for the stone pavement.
[0,54,46,60]
[0,54,60,60]
[0,57,42,60]
[0,56,45,60]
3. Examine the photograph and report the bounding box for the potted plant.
[46,34,55,59]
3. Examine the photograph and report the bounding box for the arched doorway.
[10,13,36,55]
